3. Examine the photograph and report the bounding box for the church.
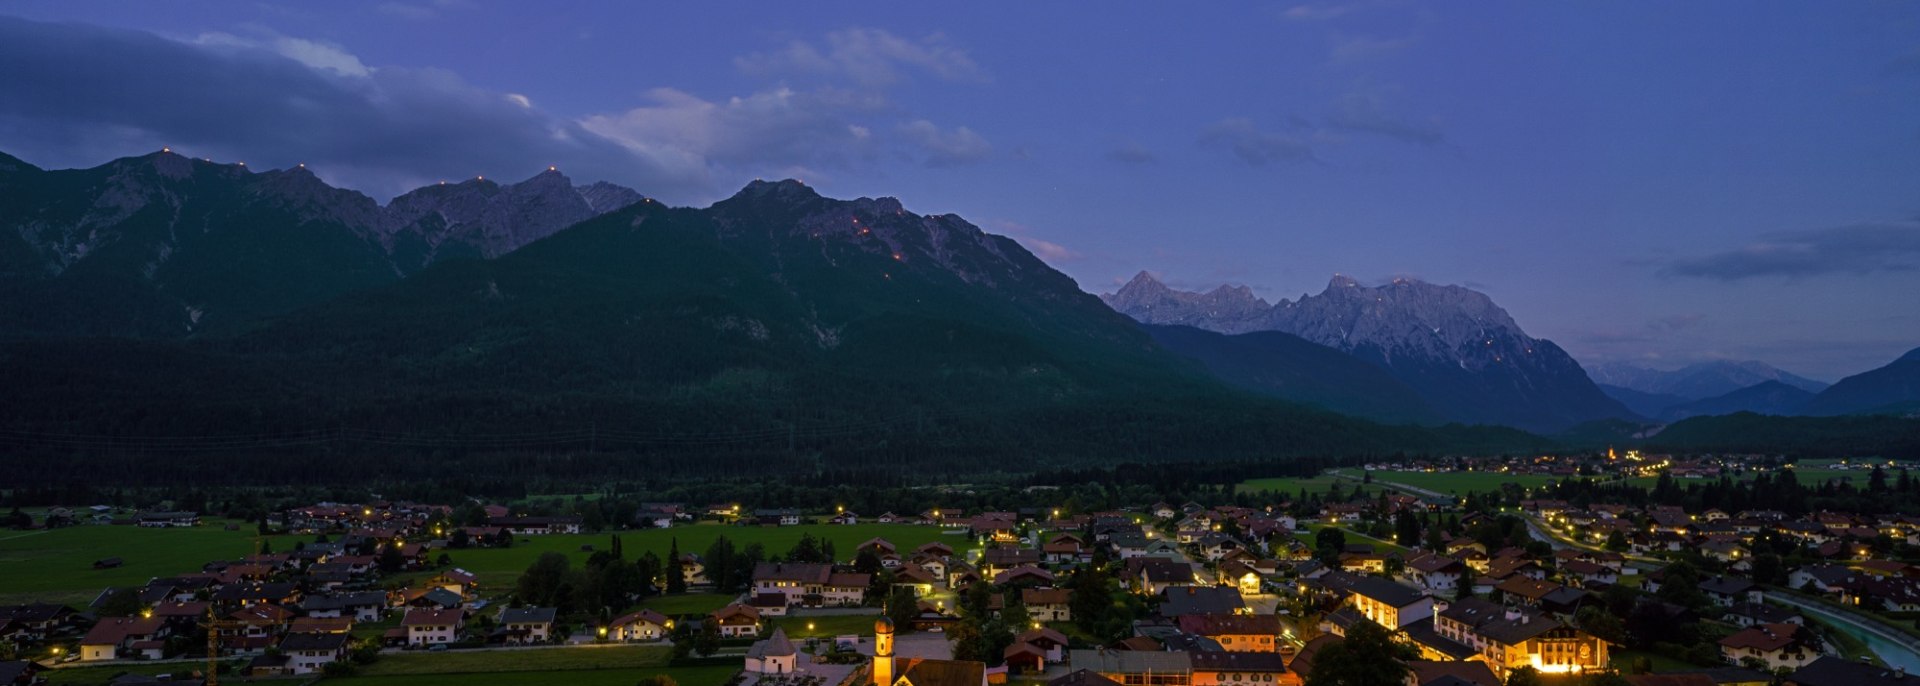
[872,617,988,686]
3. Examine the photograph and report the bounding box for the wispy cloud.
[1664,221,1920,280]
[735,28,988,88]
[894,119,992,167]
[1324,91,1443,145]
[1199,118,1317,166]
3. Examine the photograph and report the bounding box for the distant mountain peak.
[731,178,821,202]
[1106,271,1632,431]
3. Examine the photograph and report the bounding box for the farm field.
[769,612,886,641]
[1232,475,1344,496]
[42,660,243,686]
[320,664,739,686]
[0,520,264,605]
[1330,469,1559,495]
[641,592,735,616]
[353,644,672,676]
[0,522,969,606]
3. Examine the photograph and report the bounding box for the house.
[894,566,940,597]
[1405,553,1465,594]
[1406,660,1502,686]
[1133,558,1197,595]
[1344,577,1433,630]
[401,608,464,646]
[751,563,869,607]
[1719,623,1818,671]
[1432,598,1609,678]
[0,604,78,642]
[1786,656,1917,686]
[1722,602,1800,628]
[0,660,47,686]
[1700,576,1762,607]
[710,603,762,638]
[993,566,1055,586]
[300,592,386,622]
[744,627,797,674]
[495,607,557,645]
[1068,649,1192,686]
[1016,627,1069,662]
[279,632,348,675]
[1004,641,1049,674]
[488,516,582,535]
[1022,588,1072,623]
[1176,614,1282,652]
[608,609,672,642]
[1189,650,1299,686]
[754,509,804,526]
[79,617,168,661]
[134,512,199,528]
[1161,586,1246,617]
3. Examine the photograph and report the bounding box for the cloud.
[193,31,370,77]
[1324,91,1443,145]
[735,28,988,87]
[1106,141,1157,165]
[1664,221,1920,280]
[895,119,992,167]
[376,0,473,20]
[582,86,886,183]
[989,219,1081,263]
[1280,3,1364,21]
[0,15,689,199]
[1199,118,1317,166]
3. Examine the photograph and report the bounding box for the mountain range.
[1587,360,1829,400]
[1103,272,1636,432]
[0,151,1549,484]
[0,150,642,338]
[1,148,1915,482]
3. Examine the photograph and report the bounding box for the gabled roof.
[1346,576,1426,607]
[279,632,349,652]
[498,607,557,624]
[401,608,464,627]
[898,658,987,686]
[1175,613,1280,636]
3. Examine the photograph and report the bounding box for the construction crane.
[200,607,246,686]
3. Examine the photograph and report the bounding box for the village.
[4,453,1920,686]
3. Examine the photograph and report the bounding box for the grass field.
[1331,469,1560,495]
[1289,523,1411,555]
[1233,476,1344,496]
[322,664,739,686]
[0,522,970,606]
[642,593,735,616]
[43,660,245,686]
[769,612,886,641]
[0,520,265,605]
[354,644,672,676]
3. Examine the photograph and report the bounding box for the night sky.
[2,2,1917,380]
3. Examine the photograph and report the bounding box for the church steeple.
[873,616,895,686]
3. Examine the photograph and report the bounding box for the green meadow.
[0,521,971,607]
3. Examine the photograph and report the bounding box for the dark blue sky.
[3,2,1917,379]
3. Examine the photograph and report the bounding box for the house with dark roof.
[279,632,348,675]
[744,627,797,674]
[608,609,672,642]
[1176,614,1282,653]
[1189,651,1298,686]
[1700,576,1762,607]
[1786,656,1915,686]
[494,607,557,645]
[1132,558,1197,596]
[1342,577,1432,630]
[1160,586,1246,617]
[1406,660,1500,686]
